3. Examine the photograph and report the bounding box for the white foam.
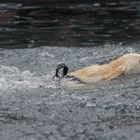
[0,65,20,78]
[0,65,55,91]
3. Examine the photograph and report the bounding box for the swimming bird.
[54,53,140,87]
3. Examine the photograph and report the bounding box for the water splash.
[0,65,56,91]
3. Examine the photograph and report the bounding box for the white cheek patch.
[57,68,64,77]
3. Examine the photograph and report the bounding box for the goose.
[54,53,140,87]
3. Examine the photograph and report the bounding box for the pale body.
[64,53,140,84]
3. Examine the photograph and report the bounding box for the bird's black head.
[55,63,68,79]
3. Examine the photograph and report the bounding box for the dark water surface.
[0,1,139,48]
[0,1,140,140]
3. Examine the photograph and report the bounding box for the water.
[0,1,139,48]
[0,1,140,140]
[0,43,139,140]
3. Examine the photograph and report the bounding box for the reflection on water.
[0,1,139,48]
